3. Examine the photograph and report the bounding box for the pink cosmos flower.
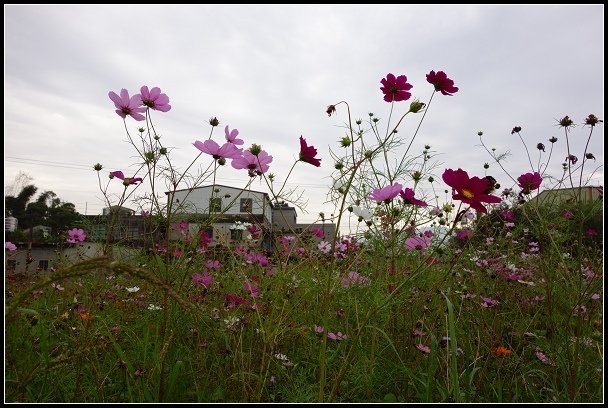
[480,296,499,308]
[299,136,321,167]
[67,228,86,243]
[405,235,431,251]
[327,331,347,341]
[535,349,556,366]
[108,89,146,121]
[318,241,331,254]
[369,183,403,203]
[109,171,143,186]
[225,125,244,145]
[380,73,413,102]
[206,259,222,270]
[193,139,243,163]
[442,168,501,213]
[560,210,574,219]
[231,150,273,176]
[400,188,428,206]
[426,70,459,96]
[198,230,213,249]
[5,241,17,251]
[243,281,260,298]
[517,172,542,194]
[139,86,171,112]
[462,211,475,222]
[192,272,213,287]
[314,325,325,335]
[341,271,370,288]
[416,343,432,354]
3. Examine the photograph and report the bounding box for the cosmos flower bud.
[93,163,103,171]
[409,99,425,113]
[209,117,220,127]
[558,116,573,128]
[249,144,262,156]
[584,114,602,127]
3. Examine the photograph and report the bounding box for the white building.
[5,216,18,232]
[166,184,273,247]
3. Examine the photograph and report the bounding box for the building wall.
[168,185,272,223]
[272,205,298,232]
[534,186,603,205]
[5,243,140,276]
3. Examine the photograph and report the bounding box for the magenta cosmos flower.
[400,188,428,206]
[369,182,403,203]
[426,70,459,96]
[299,136,321,167]
[67,228,86,243]
[232,150,273,176]
[139,86,171,112]
[225,126,244,145]
[5,241,17,251]
[193,139,243,164]
[517,172,542,194]
[380,73,413,102]
[108,89,147,121]
[442,168,501,213]
[109,170,143,186]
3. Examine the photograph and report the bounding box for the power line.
[5,156,334,189]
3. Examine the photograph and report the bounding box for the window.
[240,198,253,212]
[209,197,222,213]
[230,229,243,241]
[38,260,49,271]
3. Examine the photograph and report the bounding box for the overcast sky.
[4,5,604,231]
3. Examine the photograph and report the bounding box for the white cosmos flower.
[352,206,372,221]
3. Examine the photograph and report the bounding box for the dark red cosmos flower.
[380,73,413,102]
[400,187,428,206]
[517,172,542,194]
[299,136,321,167]
[442,168,501,213]
[426,70,459,96]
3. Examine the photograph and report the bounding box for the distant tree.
[5,184,38,219]
[5,184,80,241]
[4,171,33,197]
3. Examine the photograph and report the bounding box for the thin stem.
[516,131,535,172]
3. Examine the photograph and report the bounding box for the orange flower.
[494,346,512,357]
[79,312,92,321]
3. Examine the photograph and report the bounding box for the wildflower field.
[5,72,603,403]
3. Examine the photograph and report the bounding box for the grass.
[5,199,603,402]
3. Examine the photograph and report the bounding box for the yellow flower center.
[461,189,474,199]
